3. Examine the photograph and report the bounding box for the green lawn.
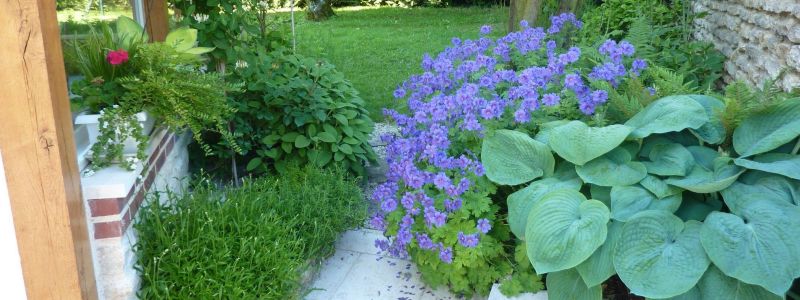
[282,6,509,120]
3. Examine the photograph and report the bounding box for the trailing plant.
[373,14,647,296]
[202,49,376,176]
[86,106,147,172]
[481,94,800,299]
[135,165,367,299]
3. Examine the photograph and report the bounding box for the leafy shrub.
[372,14,647,296]
[135,165,367,299]
[205,49,376,176]
[481,95,800,299]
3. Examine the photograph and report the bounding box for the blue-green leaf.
[733,100,800,157]
[576,148,647,187]
[615,211,710,299]
[548,121,632,165]
[625,95,708,139]
[526,190,610,274]
[701,197,800,296]
[640,175,683,199]
[642,143,694,176]
[674,194,721,222]
[696,265,782,300]
[547,268,602,300]
[687,95,726,145]
[481,130,554,186]
[665,158,743,193]
[576,220,623,287]
[734,153,800,180]
[610,185,682,221]
[507,177,582,239]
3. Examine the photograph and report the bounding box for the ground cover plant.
[370,13,652,296]
[134,165,367,299]
[280,6,508,120]
[481,94,800,299]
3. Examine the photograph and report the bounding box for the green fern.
[650,65,695,95]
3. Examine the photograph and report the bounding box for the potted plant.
[66,16,239,172]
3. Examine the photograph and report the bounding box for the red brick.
[88,198,125,217]
[94,221,122,239]
[156,152,166,172]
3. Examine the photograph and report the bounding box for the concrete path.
[305,229,479,300]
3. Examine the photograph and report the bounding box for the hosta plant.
[481,95,800,299]
[373,14,650,296]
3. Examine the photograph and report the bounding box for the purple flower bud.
[457,232,480,248]
[477,218,492,233]
[439,245,453,263]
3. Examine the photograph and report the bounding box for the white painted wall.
[0,151,28,299]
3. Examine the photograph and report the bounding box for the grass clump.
[134,165,367,299]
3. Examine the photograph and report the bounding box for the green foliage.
[499,243,545,296]
[88,109,147,171]
[135,165,367,299]
[481,95,800,299]
[203,49,376,176]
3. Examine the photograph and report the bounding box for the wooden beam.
[0,0,98,298]
[144,0,169,42]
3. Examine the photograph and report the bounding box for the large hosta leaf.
[548,121,632,165]
[701,197,800,296]
[534,120,570,145]
[652,286,701,300]
[576,148,647,187]
[665,158,743,193]
[610,185,682,221]
[642,143,694,176]
[734,153,800,180]
[733,100,800,157]
[687,95,726,145]
[547,268,602,300]
[640,175,683,199]
[696,265,782,300]
[526,189,610,273]
[686,145,720,171]
[482,130,554,185]
[614,211,710,299]
[507,177,582,239]
[625,95,708,139]
[737,172,800,206]
[576,220,623,287]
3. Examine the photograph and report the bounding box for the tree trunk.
[508,0,542,32]
[306,0,335,21]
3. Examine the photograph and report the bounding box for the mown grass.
[280,6,509,120]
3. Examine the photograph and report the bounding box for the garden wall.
[692,0,800,90]
[80,129,190,300]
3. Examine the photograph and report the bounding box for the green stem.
[792,138,800,155]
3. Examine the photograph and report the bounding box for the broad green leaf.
[281,132,300,142]
[619,141,642,158]
[643,143,694,176]
[696,265,782,300]
[576,221,623,287]
[245,157,262,171]
[548,121,632,165]
[533,120,569,145]
[734,153,800,180]
[733,100,800,157]
[481,130,554,186]
[547,268,602,300]
[686,145,719,171]
[652,285,701,300]
[701,197,800,296]
[576,148,647,187]
[317,132,337,143]
[674,194,722,222]
[308,149,332,167]
[640,136,673,158]
[507,177,582,239]
[625,95,708,139]
[610,185,681,221]
[294,135,311,148]
[615,211,710,299]
[665,158,743,193]
[115,16,147,48]
[526,189,610,274]
[589,185,611,207]
[165,27,199,52]
[640,175,683,199]
[737,172,800,206]
[687,95,726,145]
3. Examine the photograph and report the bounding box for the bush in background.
[134,165,367,299]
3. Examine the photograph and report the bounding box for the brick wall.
[693,0,800,91]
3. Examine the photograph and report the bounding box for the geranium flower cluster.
[372,13,645,264]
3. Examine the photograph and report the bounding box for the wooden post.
[144,0,169,42]
[0,0,98,298]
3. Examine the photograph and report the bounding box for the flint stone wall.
[693,0,800,91]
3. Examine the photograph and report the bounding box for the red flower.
[106,49,129,65]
